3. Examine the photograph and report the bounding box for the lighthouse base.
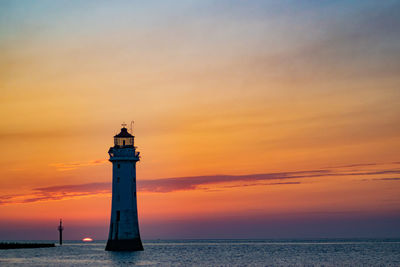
[105,238,143,251]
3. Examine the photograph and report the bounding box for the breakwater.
[0,242,55,249]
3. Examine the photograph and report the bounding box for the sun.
[82,237,93,242]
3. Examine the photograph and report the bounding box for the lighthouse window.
[123,140,125,146]
[117,164,120,169]
[116,211,120,221]
[117,177,120,183]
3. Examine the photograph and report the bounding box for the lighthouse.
[105,125,143,251]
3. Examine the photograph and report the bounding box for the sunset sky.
[0,0,399,240]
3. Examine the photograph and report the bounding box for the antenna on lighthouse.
[130,121,134,134]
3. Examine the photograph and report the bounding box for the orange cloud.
[49,159,108,171]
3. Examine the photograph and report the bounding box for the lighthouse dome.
[114,127,134,147]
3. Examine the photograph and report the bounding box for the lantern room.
[114,127,134,147]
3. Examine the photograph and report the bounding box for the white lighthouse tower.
[105,125,143,251]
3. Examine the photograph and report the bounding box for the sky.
[0,0,399,240]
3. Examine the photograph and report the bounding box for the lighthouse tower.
[105,125,143,251]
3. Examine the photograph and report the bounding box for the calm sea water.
[0,239,399,266]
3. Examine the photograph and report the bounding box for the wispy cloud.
[371,178,400,181]
[0,162,399,205]
[0,182,110,205]
[138,167,400,192]
[217,181,302,190]
[138,170,326,193]
[49,159,107,171]
[325,163,380,169]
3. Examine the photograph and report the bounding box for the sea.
[0,239,399,266]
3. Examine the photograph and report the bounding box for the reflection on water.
[107,250,151,266]
[0,239,399,266]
